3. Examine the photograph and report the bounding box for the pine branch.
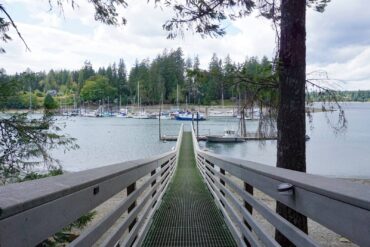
[0,4,30,52]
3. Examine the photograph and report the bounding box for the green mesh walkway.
[142,132,236,247]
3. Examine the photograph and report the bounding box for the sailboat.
[132,81,150,119]
[176,112,206,121]
[156,93,171,120]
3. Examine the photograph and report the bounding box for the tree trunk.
[276,0,307,246]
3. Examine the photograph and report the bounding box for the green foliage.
[19,168,63,182]
[35,90,44,97]
[44,94,59,110]
[308,90,370,102]
[157,0,329,38]
[80,75,117,101]
[0,113,79,184]
[1,51,281,109]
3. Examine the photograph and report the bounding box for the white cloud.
[1,0,370,89]
[0,1,275,72]
[305,0,370,90]
[308,47,370,90]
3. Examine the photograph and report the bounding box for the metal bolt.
[277,183,294,195]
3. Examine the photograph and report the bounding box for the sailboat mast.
[221,82,224,109]
[137,81,140,110]
[238,87,241,115]
[176,83,179,109]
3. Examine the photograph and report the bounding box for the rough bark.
[275,0,308,246]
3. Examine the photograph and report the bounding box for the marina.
[50,102,370,178]
[2,1,370,246]
[1,125,369,247]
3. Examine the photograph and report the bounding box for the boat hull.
[175,117,206,121]
[206,135,245,143]
[175,114,206,121]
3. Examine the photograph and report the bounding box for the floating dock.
[161,135,277,142]
[161,135,207,141]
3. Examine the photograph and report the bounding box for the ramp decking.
[142,132,236,246]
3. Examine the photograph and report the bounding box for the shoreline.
[2,101,369,115]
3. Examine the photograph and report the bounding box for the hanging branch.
[0,0,129,53]
[306,70,347,133]
[0,4,30,52]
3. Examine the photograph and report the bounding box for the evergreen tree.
[117,58,128,97]
[184,57,193,103]
[223,55,236,100]
[205,53,223,104]
[43,94,58,110]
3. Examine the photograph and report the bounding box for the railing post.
[243,182,254,247]
[151,169,157,197]
[220,168,226,198]
[127,182,137,232]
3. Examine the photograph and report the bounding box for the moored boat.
[175,112,206,121]
[206,129,245,143]
[132,111,151,119]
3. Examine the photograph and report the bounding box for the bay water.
[54,102,370,178]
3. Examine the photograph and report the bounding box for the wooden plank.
[203,161,318,247]
[203,167,280,247]
[70,167,165,247]
[0,152,174,220]
[199,151,370,211]
[197,151,370,247]
[0,125,184,247]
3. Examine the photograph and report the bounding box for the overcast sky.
[1,0,370,90]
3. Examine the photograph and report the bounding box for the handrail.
[0,124,184,247]
[191,124,370,247]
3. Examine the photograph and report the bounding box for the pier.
[143,132,235,246]
[160,134,276,142]
[0,124,369,246]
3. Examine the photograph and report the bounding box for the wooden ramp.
[142,132,236,246]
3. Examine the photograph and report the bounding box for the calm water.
[53,118,179,171]
[55,102,370,178]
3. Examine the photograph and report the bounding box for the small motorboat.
[83,111,97,117]
[175,112,206,121]
[206,129,245,143]
[156,113,172,120]
[132,112,150,119]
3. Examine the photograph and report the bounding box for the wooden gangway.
[0,124,369,247]
[142,132,235,246]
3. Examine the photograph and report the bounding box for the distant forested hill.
[0,48,274,109]
[308,90,370,102]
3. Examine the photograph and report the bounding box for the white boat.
[176,112,206,121]
[84,111,97,117]
[208,110,234,118]
[156,114,172,120]
[115,108,128,118]
[115,113,127,118]
[206,129,245,143]
[132,112,150,119]
[236,111,260,120]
